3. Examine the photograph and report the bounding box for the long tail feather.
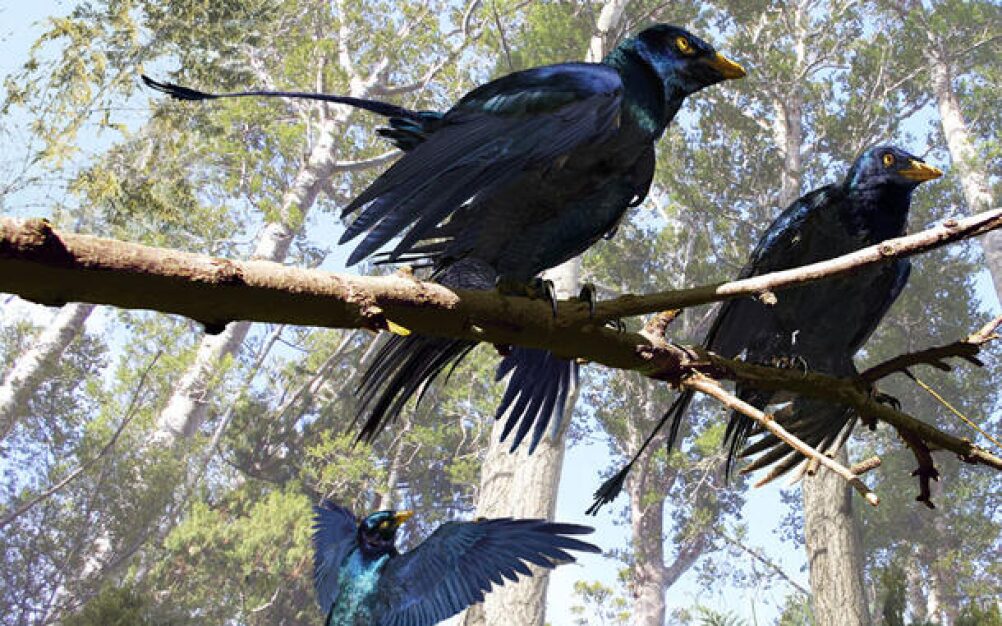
[354,334,476,443]
[587,389,692,515]
[494,348,578,454]
[141,74,420,120]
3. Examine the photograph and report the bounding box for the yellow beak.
[707,52,747,80]
[899,159,944,182]
[393,510,414,525]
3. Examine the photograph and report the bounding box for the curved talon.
[604,319,626,333]
[527,277,558,318]
[578,283,597,318]
[872,390,902,411]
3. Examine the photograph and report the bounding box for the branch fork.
[2,210,1002,509]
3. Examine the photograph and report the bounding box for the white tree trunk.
[151,75,380,445]
[802,447,871,626]
[628,465,668,626]
[0,302,95,440]
[929,57,1000,301]
[768,8,870,620]
[461,411,573,626]
[464,6,630,624]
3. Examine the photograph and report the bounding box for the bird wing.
[312,501,359,611]
[848,259,911,351]
[706,186,839,356]
[374,518,599,626]
[339,63,625,265]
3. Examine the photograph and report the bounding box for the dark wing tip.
[141,74,216,101]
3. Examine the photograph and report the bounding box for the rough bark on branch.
[2,214,1002,484]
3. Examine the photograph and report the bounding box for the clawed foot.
[605,319,627,333]
[578,283,597,317]
[770,354,809,374]
[872,390,901,411]
[495,276,558,317]
[864,388,902,430]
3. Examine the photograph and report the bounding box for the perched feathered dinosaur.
[312,500,599,625]
[141,24,745,453]
[588,146,943,514]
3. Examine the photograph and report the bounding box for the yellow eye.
[379,521,390,530]
[676,36,694,55]
[882,153,895,167]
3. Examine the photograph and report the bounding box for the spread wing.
[339,63,624,265]
[312,500,358,611]
[374,518,599,626]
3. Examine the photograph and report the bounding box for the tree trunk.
[765,8,871,621]
[461,407,573,626]
[150,74,381,445]
[802,447,871,626]
[929,55,1000,301]
[628,463,668,626]
[462,4,629,623]
[0,302,95,441]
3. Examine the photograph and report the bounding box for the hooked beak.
[899,159,943,182]
[393,510,414,525]
[706,52,747,80]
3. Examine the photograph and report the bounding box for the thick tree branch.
[593,207,1002,321]
[2,213,1002,503]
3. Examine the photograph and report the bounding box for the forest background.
[0,0,999,625]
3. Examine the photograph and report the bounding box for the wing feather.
[340,64,624,266]
[312,501,358,611]
[375,519,599,626]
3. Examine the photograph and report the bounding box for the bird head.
[357,509,413,555]
[845,146,943,193]
[627,24,746,95]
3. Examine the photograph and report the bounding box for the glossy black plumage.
[312,501,600,626]
[141,25,745,453]
[589,146,942,514]
[348,25,744,450]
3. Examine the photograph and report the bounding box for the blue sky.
[2,2,999,625]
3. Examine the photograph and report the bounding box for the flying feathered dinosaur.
[312,500,599,625]
[142,24,746,454]
[588,145,943,514]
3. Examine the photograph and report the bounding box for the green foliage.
[694,606,749,626]
[776,594,815,626]
[879,564,908,626]
[569,580,632,626]
[956,603,1002,626]
[63,583,183,626]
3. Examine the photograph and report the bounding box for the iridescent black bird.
[141,24,746,453]
[312,500,599,625]
[588,146,943,514]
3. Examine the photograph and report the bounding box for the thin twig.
[0,352,162,529]
[593,209,1002,321]
[714,527,810,595]
[684,373,880,506]
[862,315,1002,382]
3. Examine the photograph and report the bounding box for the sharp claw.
[545,281,558,318]
[873,390,902,411]
[578,284,597,318]
[604,319,626,333]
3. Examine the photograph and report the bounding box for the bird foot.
[496,276,559,317]
[864,388,901,430]
[578,283,597,317]
[769,355,809,374]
